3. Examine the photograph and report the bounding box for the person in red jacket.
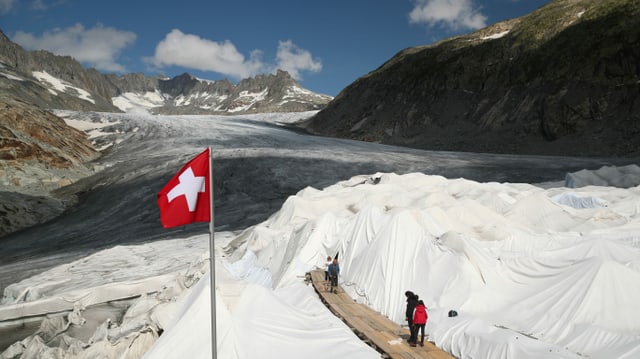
[412,300,428,347]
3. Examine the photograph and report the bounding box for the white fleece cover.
[2,169,640,359]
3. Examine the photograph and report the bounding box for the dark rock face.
[106,72,161,95]
[304,0,640,157]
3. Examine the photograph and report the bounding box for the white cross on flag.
[157,148,210,228]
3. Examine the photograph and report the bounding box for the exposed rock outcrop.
[0,97,99,236]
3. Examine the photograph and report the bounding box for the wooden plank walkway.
[309,270,454,359]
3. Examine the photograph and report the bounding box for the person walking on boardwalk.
[328,258,340,293]
[412,300,428,347]
[405,291,419,346]
[324,256,332,282]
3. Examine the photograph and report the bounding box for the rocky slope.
[0,31,118,112]
[303,0,640,157]
[0,97,99,237]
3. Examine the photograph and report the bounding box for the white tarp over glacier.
[3,168,640,359]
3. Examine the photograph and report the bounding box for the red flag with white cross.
[157,148,210,228]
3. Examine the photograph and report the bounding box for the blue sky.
[0,0,549,96]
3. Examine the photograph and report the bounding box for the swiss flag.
[157,148,211,228]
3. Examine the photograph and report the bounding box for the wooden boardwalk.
[309,270,454,359]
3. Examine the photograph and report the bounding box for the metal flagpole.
[208,146,217,359]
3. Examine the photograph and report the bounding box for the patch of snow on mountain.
[174,94,190,107]
[0,71,24,81]
[482,30,510,40]
[284,85,332,100]
[200,93,229,109]
[284,85,313,97]
[195,77,217,84]
[173,92,231,109]
[278,86,333,106]
[239,88,269,100]
[227,88,269,113]
[112,91,165,113]
[32,71,95,104]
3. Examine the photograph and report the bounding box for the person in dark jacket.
[405,291,419,345]
[412,300,428,347]
[328,258,340,293]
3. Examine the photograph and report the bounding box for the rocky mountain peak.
[238,69,297,88]
[0,30,331,115]
[158,72,202,97]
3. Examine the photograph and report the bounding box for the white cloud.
[148,29,265,79]
[12,23,136,72]
[0,0,14,14]
[275,40,322,80]
[409,0,487,31]
[148,30,322,81]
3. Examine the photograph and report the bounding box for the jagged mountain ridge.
[112,70,332,115]
[303,0,640,157]
[0,30,332,115]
